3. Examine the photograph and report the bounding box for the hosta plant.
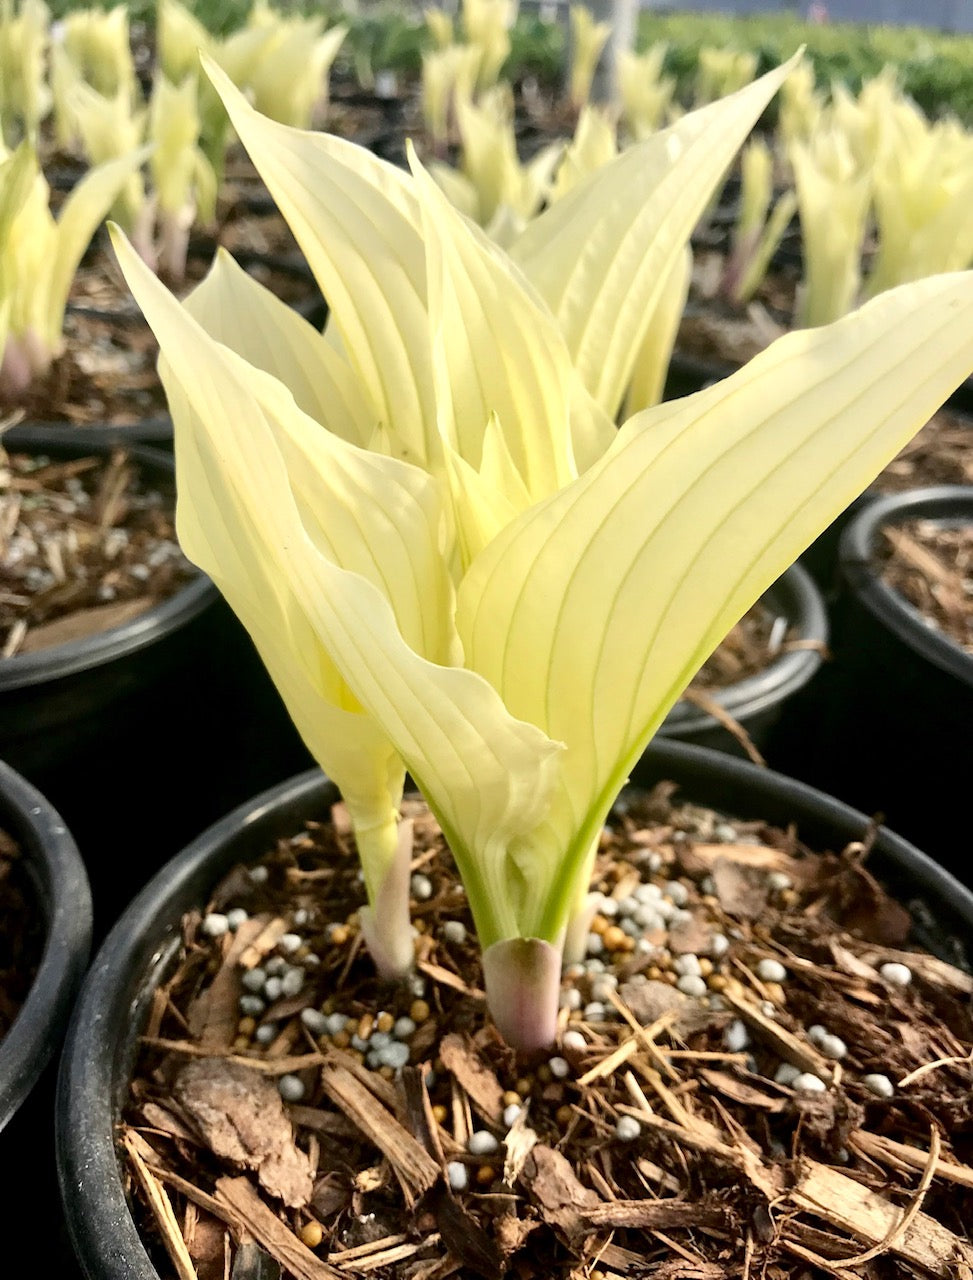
[693,45,757,108]
[720,136,797,308]
[57,3,136,102]
[617,43,676,141]
[244,3,347,130]
[862,87,973,298]
[419,0,515,148]
[790,125,871,328]
[66,70,215,283]
[428,85,562,245]
[567,4,611,110]
[0,141,145,404]
[114,56,973,1054]
[0,0,50,147]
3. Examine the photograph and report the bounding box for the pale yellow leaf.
[458,271,973,938]
[511,56,801,420]
[184,249,373,448]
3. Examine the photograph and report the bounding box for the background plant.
[0,141,145,402]
[0,0,51,146]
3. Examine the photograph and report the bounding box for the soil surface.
[0,447,195,658]
[120,787,973,1279]
[873,411,973,494]
[0,828,43,1042]
[879,518,973,656]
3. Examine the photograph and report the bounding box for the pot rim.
[56,740,973,1280]
[0,434,216,692]
[0,760,90,1131]
[659,561,828,736]
[838,484,973,687]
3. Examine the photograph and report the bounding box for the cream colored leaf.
[624,244,691,415]
[183,249,373,447]
[510,56,801,420]
[204,56,438,469]
[408,145,577,498]
[458,271,973,939]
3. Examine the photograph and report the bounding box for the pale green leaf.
[184,249,374,448]
[204,57,439,470]
[624,244,691,415]
[458,270,973,940]
[408,146,577,499]
[510,56,801,420]
[48,145,149,346]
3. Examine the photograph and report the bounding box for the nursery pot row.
[768,485,973,878]
[54,738,973,1279]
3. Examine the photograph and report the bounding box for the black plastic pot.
[0,431,313,933]
[0,760,90,1130]
[0,761,90,1276]
[768,486,973,876]
[56,739,973,1280]
[0,436,216,782]
[657,562,827,755]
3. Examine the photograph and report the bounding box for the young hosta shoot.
[776,58,824,148]
[547,105,617,204]
[568,5,611,110]
[114,58,973,1053]
[0,0,51,146]
[150,76,217,283]
[421,43,481,150]
[791,127,871,328]
[617,44,676,141]
[721,137,797,308]
[245,5,347,130]
[60,3,136,101]
[0,142,146,403]
[425,6,453,51]
[429,87,562,245]
[864,96,973,298]
[462,0,514,94]
[68,82,148,240]
[694,46,757,108]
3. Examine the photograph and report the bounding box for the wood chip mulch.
[874,411,973,494]
[0,447,195,658]
[6,306,169,428]
[120,786,973,1280]
[0,827,43,1042]
[879,518,973,656]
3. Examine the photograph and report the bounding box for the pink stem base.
[482,937,562,1055]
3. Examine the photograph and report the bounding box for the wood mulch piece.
[0,827,44,1042]
[879,519,973,656]
[0,446,195,658]
[121,787,973,1279]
